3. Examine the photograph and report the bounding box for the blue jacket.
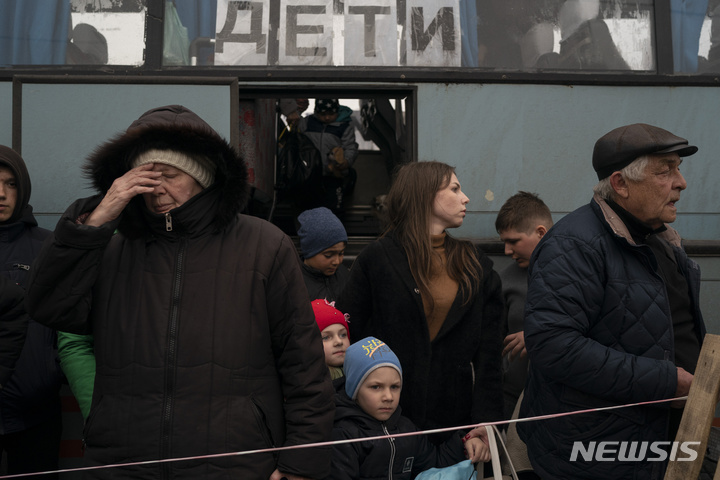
[518,195,705,480]
[299,105,359,176]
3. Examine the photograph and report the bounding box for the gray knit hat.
[297,207,348,258]
[132,149,216,188]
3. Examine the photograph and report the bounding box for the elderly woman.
[26,105,334,480]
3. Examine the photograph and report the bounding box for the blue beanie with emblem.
[297,207,348,259]
[344,337,403,400]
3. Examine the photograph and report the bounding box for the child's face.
[356,367,402,422]
[304,242,345,276]
[321,324,350,368]
[315,111,339,124]
[498,226,545,269]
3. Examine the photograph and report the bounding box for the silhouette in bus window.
[536,0,629,71]
[66,23,108,65]
[476,0,560,69]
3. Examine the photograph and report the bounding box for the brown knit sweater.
[423,233,459,340]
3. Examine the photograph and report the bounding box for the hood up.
[0,145,32,225]
[82,105,249,237]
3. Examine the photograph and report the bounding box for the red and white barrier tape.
[0,395,688,478]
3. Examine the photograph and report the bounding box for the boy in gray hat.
[297,206,350,302]
[518,123,706,480]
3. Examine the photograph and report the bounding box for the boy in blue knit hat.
[297,207,349,302]
[328,337,490,479]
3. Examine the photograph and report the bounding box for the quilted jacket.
[518,194,705,480]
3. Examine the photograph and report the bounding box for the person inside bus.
[0,145,64,479]
[517,123,705,479]
[537,0,630,70]
[298,98,359,216]
[24,105,335,480]
[336,161,505,449]
[476,0,558,69]
[297,206,350,303]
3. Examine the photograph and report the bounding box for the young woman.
[336,161,505,443]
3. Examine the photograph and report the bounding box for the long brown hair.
[383,161,482,306]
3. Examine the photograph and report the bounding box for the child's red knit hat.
[311,299,350,338]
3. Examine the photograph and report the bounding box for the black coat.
[0,275,29,388]
[301,261,350,302]
[336,235,505,439]
[327,378,465,480]
[0,145,63,435]
[26,106,335,479]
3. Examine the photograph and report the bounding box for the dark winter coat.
[327,378,466,480]
[336,235,505,439]
[0,145,62,435]
[301,261,350,302]
[0,275,28,388]
[519,195,706,480]
[25,106,335,479]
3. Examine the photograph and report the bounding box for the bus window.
[476,0,654,72]
[197,0,654,72]
[677,0,718,73]
[0,0,145,67]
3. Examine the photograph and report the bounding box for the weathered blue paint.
[417,83,720,241]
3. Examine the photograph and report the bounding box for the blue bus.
[2,0,719,474]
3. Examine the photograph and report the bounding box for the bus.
[2,0,719,474]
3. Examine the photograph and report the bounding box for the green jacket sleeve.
[57,331,96,419]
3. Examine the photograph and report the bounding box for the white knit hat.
[132,149,216,188]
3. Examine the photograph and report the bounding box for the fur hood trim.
[82,105,248,236]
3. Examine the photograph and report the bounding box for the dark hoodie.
[26,106,335,479]
[328,377,465,480]
[0,145,62,435]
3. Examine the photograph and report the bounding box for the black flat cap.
[592,123,698,180]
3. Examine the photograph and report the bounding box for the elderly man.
[518,124,706,480]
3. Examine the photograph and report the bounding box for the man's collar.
[606,198,666,244]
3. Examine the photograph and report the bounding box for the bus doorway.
[238,90,415,240]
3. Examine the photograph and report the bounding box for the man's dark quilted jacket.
[518,194,705,480]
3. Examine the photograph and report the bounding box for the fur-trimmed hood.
[82,105,248,237]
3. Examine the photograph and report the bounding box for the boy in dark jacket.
[298,206,350,302]
[328,337,488,480]
[0,145,64,478]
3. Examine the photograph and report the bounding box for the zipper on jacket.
[160,237,186,478]
[12,263,29,271]
[165,212,172,232]
[383,424,396,480]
